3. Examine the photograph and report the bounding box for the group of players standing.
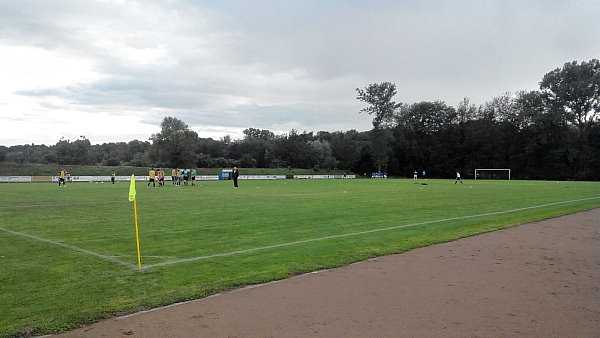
[57,168,240,188]
[147,168,197,188]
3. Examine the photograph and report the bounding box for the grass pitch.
[1,179,599,336]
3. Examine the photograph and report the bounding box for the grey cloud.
[2,0,600,146]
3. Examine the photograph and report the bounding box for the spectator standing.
[232,167,240,188]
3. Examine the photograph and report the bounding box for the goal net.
[474,169,511,180]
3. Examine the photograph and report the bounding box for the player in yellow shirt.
[171,168,176,185]
[58,169,66,186]
[148,168,156,188]
[176,168,182,186]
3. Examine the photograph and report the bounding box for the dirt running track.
[55,209,600,337]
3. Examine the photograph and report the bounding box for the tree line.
[1,59,598,180]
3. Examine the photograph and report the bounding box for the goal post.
[474,168,511,180]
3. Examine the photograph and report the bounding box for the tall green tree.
[149,117,198,168]
[540,59,600,179]
[394,101,457,176]
[356,82,399,172]
[0,146,7,162]
[272,130,317,169]
[329,130,367,171]
[356,82,398,129]
[53,136,92,165]
[540,59,600,129]
[457,97,477,123]
[235,128,275,167]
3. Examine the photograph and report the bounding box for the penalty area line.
[141,196,600,270]
[0,227,137,269]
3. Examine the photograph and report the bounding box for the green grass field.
[1,178,599,337]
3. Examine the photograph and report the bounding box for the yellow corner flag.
[128,174,137,202]
[129,174,142,269]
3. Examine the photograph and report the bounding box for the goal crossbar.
[474,168,511,180]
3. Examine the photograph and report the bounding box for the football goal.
[474,168,511,180]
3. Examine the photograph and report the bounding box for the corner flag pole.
[129,174,142,269]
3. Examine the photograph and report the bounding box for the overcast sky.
[1,0,598,146]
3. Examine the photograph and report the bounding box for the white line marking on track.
[140,196,600,270]
[0,227,137,269]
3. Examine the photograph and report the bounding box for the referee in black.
[232,167,239,188]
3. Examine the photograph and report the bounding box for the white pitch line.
[109,255,178,259]
[0,227,137,269]
[141,196,600,270]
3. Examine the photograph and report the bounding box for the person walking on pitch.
[455,171,463,184]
